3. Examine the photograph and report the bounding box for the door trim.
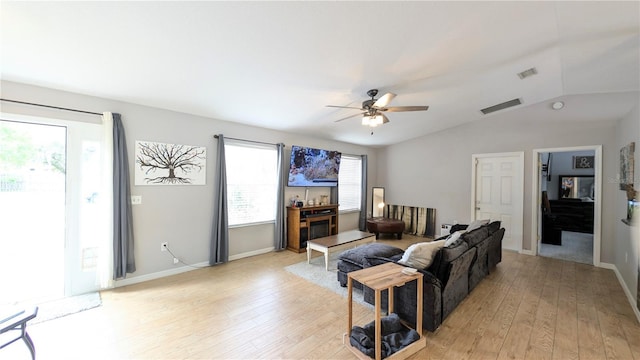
[531,145,602,266]
[471,151,525,252]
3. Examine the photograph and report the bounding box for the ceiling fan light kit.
[329,88,429,128]
[362,115,385,127]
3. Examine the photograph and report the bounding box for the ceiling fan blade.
[326,105,363,110]
[373,92,397,108]
[334,112,366,123]
[383,106,429,112]
[380,113,390,124]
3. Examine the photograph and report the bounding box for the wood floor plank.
[525,259,561,359]
[497,255,548,360]
[552,261,579,360]
[5,235,637,360]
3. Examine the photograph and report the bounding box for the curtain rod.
[1,98,103,116]
[213,135,281,147]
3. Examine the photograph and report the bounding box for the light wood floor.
[6,235,640,360]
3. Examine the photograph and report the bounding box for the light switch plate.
[131,195,142,205]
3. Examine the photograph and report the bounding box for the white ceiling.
[1,1,639,147]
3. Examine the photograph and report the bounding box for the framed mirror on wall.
[372,187,385,217]
[559,175,595,200]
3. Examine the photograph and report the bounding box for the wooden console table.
[286,204,339,253]
[345,262,426,360]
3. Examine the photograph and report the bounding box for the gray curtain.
[113,113,136,279]
[210,134,229,265]
[359,154,368,231]
[330,187,338,207]
[274,143,286,250]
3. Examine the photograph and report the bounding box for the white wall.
[1,80,377,281]
[378,100,622,260]
[613,103,639,308]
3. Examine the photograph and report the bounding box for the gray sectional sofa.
[337,221,504,332]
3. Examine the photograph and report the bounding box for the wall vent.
[480,98,522,115]
[517,67,538,79]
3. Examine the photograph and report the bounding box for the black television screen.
[287,145,341,187]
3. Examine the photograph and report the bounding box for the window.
[225,140,278,226]
[338,154,362,212]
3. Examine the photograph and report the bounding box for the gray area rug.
[539,231,593,264]
[31,292,102,324]
[285,253,371,307]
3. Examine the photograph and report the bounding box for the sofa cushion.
[485,220,501,235]
[449,224,468,234]
[461,226,489,247]
[444,230,465,247]
[398,240,446,269]
[465,219,490,232]
[338,243,404,267]
[428,241,470,285]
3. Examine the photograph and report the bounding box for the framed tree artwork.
[135,140,206,185]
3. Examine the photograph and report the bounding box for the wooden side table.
[0,306,38,360]
[345,262,426,360]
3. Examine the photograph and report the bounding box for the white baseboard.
[114,247,276,288]
[229,246,274,261]
[519,249,535,256]
[600,262,640,325]
[115,261,210,287]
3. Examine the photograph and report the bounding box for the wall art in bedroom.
[135,141,206,185]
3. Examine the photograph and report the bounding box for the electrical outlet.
[173,257,179,265]
[161,242,168,252]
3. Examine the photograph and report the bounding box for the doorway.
[532,146,602,266]
[1,116,109,305]
[471,152,524,252]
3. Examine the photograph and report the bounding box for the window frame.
[338,154,362,213]
[224,139,279,228]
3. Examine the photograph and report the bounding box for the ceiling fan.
[327,89,429,127]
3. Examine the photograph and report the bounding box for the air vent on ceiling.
[517,67,538,79]
[480,98,522,115]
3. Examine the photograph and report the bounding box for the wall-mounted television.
[287,145,341,187]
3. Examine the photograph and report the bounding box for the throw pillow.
[465,219,490,232]
[398,240,446,269]
[444,230,465,247]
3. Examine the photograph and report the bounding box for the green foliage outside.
[0,122,65,192]
[0,122,36,171]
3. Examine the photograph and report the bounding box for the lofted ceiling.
[1,1,638,147]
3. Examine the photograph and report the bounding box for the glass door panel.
[0,120,66,304]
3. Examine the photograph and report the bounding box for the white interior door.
[472,153,524,251]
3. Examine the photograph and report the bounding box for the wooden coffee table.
[307,230,375,271]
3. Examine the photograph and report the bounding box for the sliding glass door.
[1,116,109,305]
[1,120,66,304]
